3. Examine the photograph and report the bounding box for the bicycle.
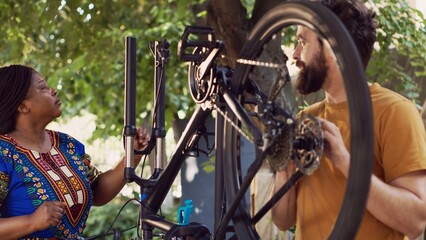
[97,1,373,239]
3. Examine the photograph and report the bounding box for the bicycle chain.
[211,56,286,148]
[213,104,255,145]
[221,55,280,69]
[236,58,281,68]
[209,55,288,148]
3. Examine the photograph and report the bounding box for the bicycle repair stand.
[123,31,211,239]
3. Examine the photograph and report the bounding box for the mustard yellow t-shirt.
[295,83,426,240]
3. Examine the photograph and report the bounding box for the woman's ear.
[17,101,30,113]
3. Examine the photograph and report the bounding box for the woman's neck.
[9,127,51,153]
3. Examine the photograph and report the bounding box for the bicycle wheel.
[223,1,373,239]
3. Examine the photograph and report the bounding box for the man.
[271,0,426,239]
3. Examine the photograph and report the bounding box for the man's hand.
[317,118,350,176]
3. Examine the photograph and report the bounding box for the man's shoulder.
[370,83,416,112]
[301,100,326,115]
[370,84,424,137]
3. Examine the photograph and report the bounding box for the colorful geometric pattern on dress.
[0,172,9,206]
[81,153,101,185]
[0,131,95,239]
[30,148,88,227]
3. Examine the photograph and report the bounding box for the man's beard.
[295,49,328,95]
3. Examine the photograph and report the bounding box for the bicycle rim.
[223,1,373,239]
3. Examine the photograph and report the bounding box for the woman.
[0,64,149,239]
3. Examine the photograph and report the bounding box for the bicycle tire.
[223,1,373,240]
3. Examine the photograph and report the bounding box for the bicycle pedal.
[178,26,220,62]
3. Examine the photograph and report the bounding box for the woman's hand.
[134,127,150,151]
[30,201,67,231]
[92,127,151,206]
[134,127,150,165]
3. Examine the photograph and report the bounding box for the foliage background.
[367,0,426,101]
[0,0,425,238]
[1,0,424,141]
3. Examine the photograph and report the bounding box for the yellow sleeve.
[377,100,426,182]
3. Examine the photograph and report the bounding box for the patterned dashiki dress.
[0,130,100,239]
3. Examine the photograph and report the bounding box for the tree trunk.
[251,0,287,24]
[206,0,249,68]
[205,0,288,68]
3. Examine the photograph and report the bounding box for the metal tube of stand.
[151,40,169,170]
[124,36,137,182]
[139,40,171,240]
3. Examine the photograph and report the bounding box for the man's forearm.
[365,172,426,239]
[272,170,297,230]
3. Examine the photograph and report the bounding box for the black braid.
[0,65,34,134]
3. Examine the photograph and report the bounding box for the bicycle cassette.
[266,122,294,171]
[293,113,324,175]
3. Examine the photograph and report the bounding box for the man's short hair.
[318,0,377,68]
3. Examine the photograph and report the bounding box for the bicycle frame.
[122,28,265,239]
[120,24,321,240]
[118,1,375,238]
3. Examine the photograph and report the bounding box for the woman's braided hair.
[0,65,34,134]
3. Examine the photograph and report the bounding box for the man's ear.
[17,101,30,113]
